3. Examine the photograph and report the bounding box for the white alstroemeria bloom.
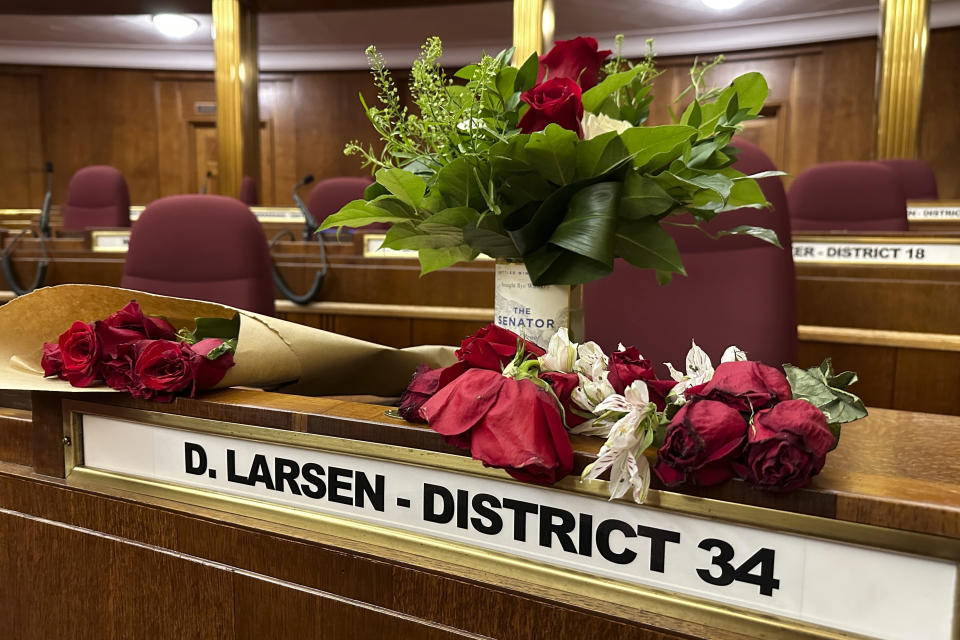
[581,112,633,140]
[574,341,608,377]
[571,368,616,413]
[582,380,657,503]
[664,340,747,404]
[539,327,578,373]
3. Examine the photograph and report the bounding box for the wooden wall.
[0,28,956,207]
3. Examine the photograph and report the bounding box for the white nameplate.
[362,233,419,259]
[792,238,960,266]
[78,415,956,640]
[129,206,305,223]
[90,231,131,253]
[908,205,960,221]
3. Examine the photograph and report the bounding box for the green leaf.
[205,339,237,360]
[462,216,521,259]
[620,125,697,172]
[524,244,613,286]
[454,64,478,80]
[732,72,768,117]
[495,66,519,102]
[515,52,539,92]
[524,123,579,185]
[783,358,868,429]
[550,182,621,267]
[193,314,241,342]
[581,66,643,113]
[681,100,702,128]
[434,157,488,209]
[575,131,631,180]
[619,172,674,219]
[717,225,782,248]
[375,168,426,209]
[615,218,686,275]
[418,245,478,275]
[319,199,417,230]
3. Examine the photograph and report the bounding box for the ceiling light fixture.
[701,0,745,10]
[152,14,200,39]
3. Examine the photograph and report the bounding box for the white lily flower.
[539,327,577,373]
[574,341,608,377]
[721,345,748,362]
[664,340,747,405]
[581,112,633,140]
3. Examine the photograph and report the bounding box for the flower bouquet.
[321,36,780,287]
[400,324,867,501]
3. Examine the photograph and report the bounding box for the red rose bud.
[190,338,236,390]
[41,342,63,377]
[398,361,469,423]
[103,301,176,340]
[734,400,836,492]
[456,324,544,371]
[654,398,748,487]
[518,77,584,135]
[58,321,101,387]
[422,369,574,485]
[541,370,587,427]
[607,346,675,410]
[538,36,612,90]
[690,361,791,413]
[134,340,202,398]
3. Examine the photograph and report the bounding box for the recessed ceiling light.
[152,14,199,39]
[701,0,745,10]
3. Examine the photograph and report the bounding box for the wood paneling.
[920,26,960,199]
[0,73,44,208]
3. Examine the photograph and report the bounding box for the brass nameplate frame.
[792,235,960,266]
[89,230,131,253]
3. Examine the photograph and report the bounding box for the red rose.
[654,398,748,487]
[101,342,144,394]
[41,342,63,377]
[422,369,574,485]
[539,36,611,90]
[456,324,544,371]
[541,370,587,427]
[689,361,791,413]
[733,400,836,492]
[58,321,101,387]
[190,338,236,390]
[607,346,676,410]
[398,361,469,424]
[134,340,203,401]
[518,77,584,135]
[103,301,176,340]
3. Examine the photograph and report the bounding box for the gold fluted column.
[876,0,930,159]
[513,0,545,62]
[213,0,260,198]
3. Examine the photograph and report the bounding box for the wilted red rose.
[734,400,836,492]
[689,361,791,413]
[456,324,544,371]
[41,342,63,377]
[539,36,611,90]
[607,346,675,410]
[190,338,236,390]
[101,341,143,394]
[134,340,202,400]
[422,368,574,485]
[103,301,176,339]
[518,77,584,135]
[540,370,587,427]
[398,361,469,423]
[654,398,748,487]
[58,321,101,387]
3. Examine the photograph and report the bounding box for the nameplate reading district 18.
[74,414,956,640]
[792,236,960,266]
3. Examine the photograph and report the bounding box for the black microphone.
[291,174,318,238]
[200,170,212,194]
[293,174,315,193]
[40,162,54,236]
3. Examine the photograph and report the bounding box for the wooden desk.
[0,390,957,639]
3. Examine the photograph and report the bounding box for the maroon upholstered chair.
[787,162,908,232]
[61,165,131,231]
[238,175,259,206]
[585,138,798,369]
[878,158,939,200]
[307,176,386,230]
[121,195,275,316]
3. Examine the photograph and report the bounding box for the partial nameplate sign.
[363,234,495,261]
[129,206,305,224]
[792,236,960,266]
[78,414,956,640]
[90,230,131,253]
[908,202,960,221]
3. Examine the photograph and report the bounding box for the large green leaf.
[319,199,418,230]
[619,172,675,219]
[575,131,631,180]
[523,244,613,286]
[515,52,539,92]
[581,66,643,113]
[731,72,768,117]
[549,182,621,267]
[783,359,868,450]
[717,225,782,248]
[619,125,697,172]
[614,218,686,275]
[523,124,579,185]
[463,216,522,259]
[418,245,478,275]
[381,207,479,250]
[434,156,489,209]
[375,168,426,209]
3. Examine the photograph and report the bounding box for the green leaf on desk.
[783,358,868,449]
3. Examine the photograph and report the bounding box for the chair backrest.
[307,176,386,230]
[787,161,908,231]
[120,195,276,316]
[878,158,939,200]
[584,138,798,368]
[239,176,259,206]
[61,165,131,231]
